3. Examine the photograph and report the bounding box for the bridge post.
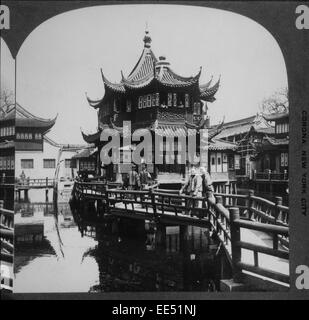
[284,169,288,180]
[246,189,254,219]
[24,189,29,202]
[216,196,224,225]
[149,188,157,219]
[0,199,3,210]
[45,189,49,203]
[229,207,242,282]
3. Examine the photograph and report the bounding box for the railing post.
[246,189,254,219]
[284,169,288,180]
[229,207,242,282]
[274,196,283,223]
[215,196,223,227]
[46,177,48,186]
[149,188,157,219]
[268,169,271,181]
[0,200,4,225]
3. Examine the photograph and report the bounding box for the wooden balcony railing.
[253,170,288,182]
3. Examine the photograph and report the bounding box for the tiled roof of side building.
[206,138,237,151]
[71,147,96,159]
[1,103,57,133]
[213,114,272,139]
[264,135,289,146]
[262,111,289,121]
[0,141,15,149]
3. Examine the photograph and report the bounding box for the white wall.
[15,139,60,180]
[57,149,79,180]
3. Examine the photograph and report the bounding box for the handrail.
[230,208,289,284]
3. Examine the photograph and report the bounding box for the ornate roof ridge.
[199,76,213,91]
[122,70,154,89]
[15,103,57,123]
[200,76,220,102]
[262,111,289,121]
[127,47,157,82]
[85,93,103,108]
[101,69,125,93]
[166,66,201,82]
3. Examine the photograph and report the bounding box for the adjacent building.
[0,104,15,209]
[252,111,289,196]
[214,114,275,180]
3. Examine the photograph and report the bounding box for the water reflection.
[14,189,221,292]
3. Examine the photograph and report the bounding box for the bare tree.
[260,88,289,114]
[0,90,14,115]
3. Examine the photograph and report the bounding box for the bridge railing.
[72,181,290,286]
[207,196,232,260]
[0,200,14,264]
[230,207,289,285]
[16,177,55,187]
[0,175,15,185]
[215,190,289,229]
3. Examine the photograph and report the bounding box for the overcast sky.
[0,4,287,144]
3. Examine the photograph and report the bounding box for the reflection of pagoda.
[83,30,236,188]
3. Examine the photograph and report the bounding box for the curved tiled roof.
[159,67,201,87]
[264,135,289,146]
[81,130,101,144]
[101,69,125,93]
[262,111,289,121]
[127,48,157,82]
[200,77,220,102]
[85,94,103,108]
[1,103,57,133]
[208,138,237,151]
[87,30,220,106]
[199,76,213,91]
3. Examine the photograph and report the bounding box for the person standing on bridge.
[139,163,152,189]
[20,171,26,185]
[199,166,215,202]
[179,167,199,216]
[127,164,141,189]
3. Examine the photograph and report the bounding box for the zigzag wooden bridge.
[71,180,290,291]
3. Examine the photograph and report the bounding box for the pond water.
[14,189,222,293]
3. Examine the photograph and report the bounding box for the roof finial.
[143,23,151,48]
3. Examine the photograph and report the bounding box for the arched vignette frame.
[1,0,309,299]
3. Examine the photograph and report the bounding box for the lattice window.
[168,93,172,106]
[126,100,132,112]
[185,94,190,108]
[21,159,34,169]
[43,159,56,169]
[173,93,177,107]
[156,93,160,106]
[138,96,143,109]
[147,95,152,108]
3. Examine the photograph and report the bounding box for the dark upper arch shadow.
[0,1,299,64]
